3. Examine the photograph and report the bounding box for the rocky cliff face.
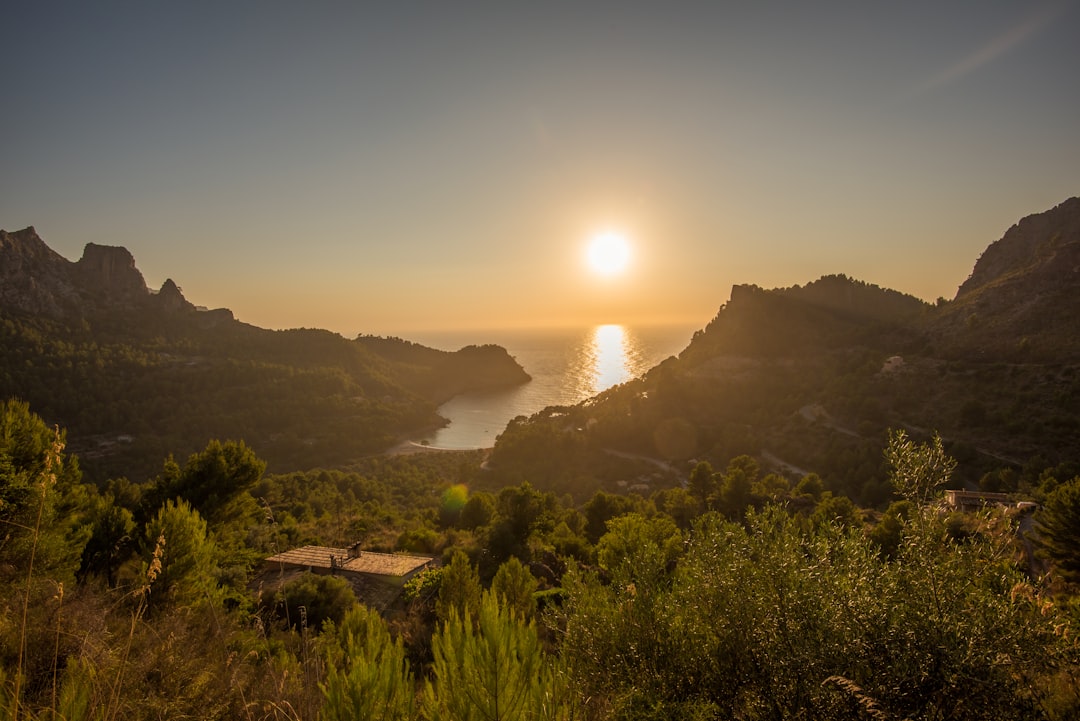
[929,197,1080,361]
[0,226,225,324]
[679,198,1080,365]
[75,242,148,301]
[0,227,80,316]
[155,278,195,312]
[956,197,1080,299]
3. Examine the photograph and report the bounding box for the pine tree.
[688,461,715,509]
[320,604,413,721]
[435,550,482,623]
[142,498,217,610]
[0,399,89,583]
[491,557,538,622]
[1036,475,1080,583]
[423,591,573,721]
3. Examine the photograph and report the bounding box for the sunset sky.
[2,2,1078,336]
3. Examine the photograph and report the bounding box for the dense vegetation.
[3,399,1080,720]
[486,276,1080,506]
[0,305,526,483]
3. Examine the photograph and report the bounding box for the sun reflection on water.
[418,323,692,448]
[589,324,634,394]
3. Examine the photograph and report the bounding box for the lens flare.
[441,483,468,513]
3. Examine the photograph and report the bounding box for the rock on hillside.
[0,226,79,316]
[74,242,149,301]
[957,197,1080,297]
[0,226,223,322]
[483,197,1080,507]
[928,197,1080,361]
[0,226,532,480]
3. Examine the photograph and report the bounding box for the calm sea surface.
[408,324,698,449]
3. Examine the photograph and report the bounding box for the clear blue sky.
[3,2,1078,335]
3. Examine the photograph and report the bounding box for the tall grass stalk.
[12,426,63,721]
[101,532,164,721]
[51,581,64,711]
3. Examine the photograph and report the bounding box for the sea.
[407,323,700,449]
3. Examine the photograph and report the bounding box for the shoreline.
[385,439,491,456]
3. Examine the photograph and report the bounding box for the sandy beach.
[385,439,488,456]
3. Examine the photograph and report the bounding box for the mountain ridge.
[486,197,1080,503]
[928,196,1080,361]
[0,227,529,481]
[957,196,1080,297]
[0,226,232,322]
[4,196,1078,491]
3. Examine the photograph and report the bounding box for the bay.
[408,323,698,449]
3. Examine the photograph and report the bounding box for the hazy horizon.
[3,2,1078,336]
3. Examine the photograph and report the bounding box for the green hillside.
[0,228,528,482]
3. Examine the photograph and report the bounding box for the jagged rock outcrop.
[957,197,1080,299]
[155,278,195,313]
[0,227,79,316]
[682,197,1080,366]
[197,307,235,327]
[0,226,539,483]
[929,197,1080,361]
[490,197,1080,503]
[75,242,148,301]
[0,226,230,326]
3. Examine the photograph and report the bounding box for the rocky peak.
[155,278,195,313]
[930,197,1080,361]
[0,227,234,325]
[0,226,79,315]
[728,283,765,305]
[75,242,148,300]
[0,226,71,276]
[956,196,1080,299]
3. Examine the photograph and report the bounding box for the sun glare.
[585,231,632,276]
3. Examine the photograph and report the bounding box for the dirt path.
[761,450,812,478]
[603,448,680,474]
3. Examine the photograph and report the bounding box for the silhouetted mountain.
[928,196,1080,361]
[0,228,528,482]
[355,336,531,399]
[680,276,927,363]
[0,226,230,323]
[0,226,81,316]
[487,198,1080,504]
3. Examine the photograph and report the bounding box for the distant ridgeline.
[485,197,1080,504]
[0,227,528,483]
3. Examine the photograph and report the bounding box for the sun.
[585,231,632,276]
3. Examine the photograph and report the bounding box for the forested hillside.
[0,228,528,482]
[3,400,1080,720]
[488,199,1080,505]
